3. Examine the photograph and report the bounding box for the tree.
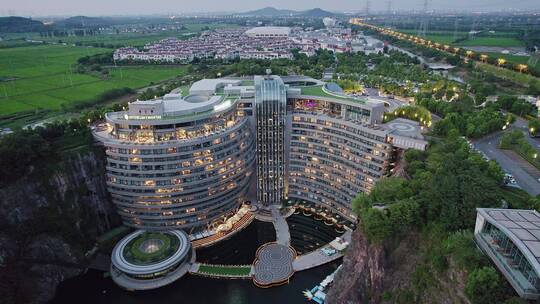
[528,119,540,137]
[465,266,503,304]
[360,208,392,242]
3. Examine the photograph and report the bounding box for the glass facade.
[480,222,540,293]
[288,110,390,220]
[255,75,287,206]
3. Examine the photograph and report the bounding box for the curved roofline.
[478,208,540,276]
[112,230,191,275]
[296,94,384,110]
[105,97,239,125]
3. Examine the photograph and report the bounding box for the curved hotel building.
[93,81,255,231]
[94,75,427,231]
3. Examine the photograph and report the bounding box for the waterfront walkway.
[271,206,291,246]
[188,205,352,288]
[191,212,254,249]
[293,230,352,271]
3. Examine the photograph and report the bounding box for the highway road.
[473,130,540,196]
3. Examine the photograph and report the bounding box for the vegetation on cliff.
[348,129,540,303]
[0,118,120,303]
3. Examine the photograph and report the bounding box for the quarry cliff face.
[0,151,118,304]
[325,227,386,304]
[326,228,470,304]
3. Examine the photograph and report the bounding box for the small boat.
[303,265,342,303]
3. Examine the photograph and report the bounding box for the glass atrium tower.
[254,75,287,206]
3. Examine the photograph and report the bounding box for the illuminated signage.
[127,115,163,120]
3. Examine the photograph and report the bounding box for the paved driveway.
[473,130,540,196]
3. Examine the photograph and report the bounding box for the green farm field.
[0,44,186,116]
[395,29,524,47]
[456,37,525,47]
[1,23,238,48]
[398,29,468,44]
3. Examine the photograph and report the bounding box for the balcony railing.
[477,233,538,295]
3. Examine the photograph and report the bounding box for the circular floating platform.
[252,242,296,288]
[111,230,194,290]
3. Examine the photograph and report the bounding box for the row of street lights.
[349,18,530,74]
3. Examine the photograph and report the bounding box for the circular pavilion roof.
[112,230,190,275]
[252,243,296,287]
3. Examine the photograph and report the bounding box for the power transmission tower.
[417,0,429,37]
[365,0,370,16]
[529,54,539,68]
[384,1,392,27]
[453,18,459,42]
[470,18,477,40]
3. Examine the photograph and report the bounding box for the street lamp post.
[517,64,528,73]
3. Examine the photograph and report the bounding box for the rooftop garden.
[123,231,180,265]
[300,85,365,104]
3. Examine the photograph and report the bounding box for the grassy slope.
[0,44,186,115]
[476,62,540,87]
[500,186,536,209]
[484,52,540,71]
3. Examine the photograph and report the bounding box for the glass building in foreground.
[475,208,540,300]
[94,75,427,231]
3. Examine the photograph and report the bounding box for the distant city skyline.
[1,0,540,17]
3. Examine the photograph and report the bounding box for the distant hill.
[0,16,47,33]
[241,7,296,16]
[297,8,335,18]
[55,16,113,28]
[240,7,336,18]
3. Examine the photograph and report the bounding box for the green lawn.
[0,44,186,116]
[197,264,252,277]
[456,37,525,47]
[300,85,366,104]
[123,232,180,264]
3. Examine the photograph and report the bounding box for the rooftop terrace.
[299,85,368,104]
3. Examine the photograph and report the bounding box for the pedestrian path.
[293,230,352,271]
[270,206,291,246]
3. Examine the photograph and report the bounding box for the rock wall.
[0,151,118,304]
[326,228,470,304]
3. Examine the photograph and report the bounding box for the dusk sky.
[0,0,539,16]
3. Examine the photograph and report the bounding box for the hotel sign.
[125,114,163,120]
